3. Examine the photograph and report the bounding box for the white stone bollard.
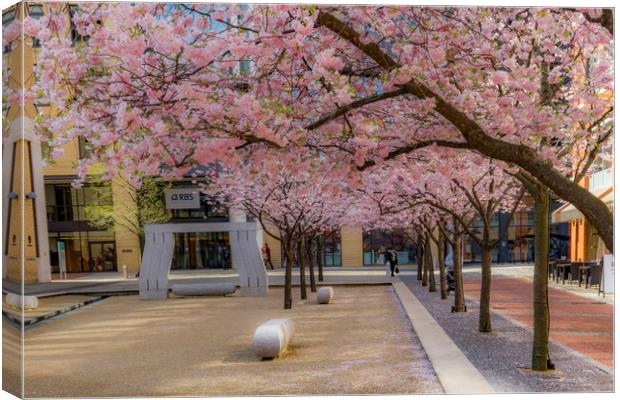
[317,286,334,304]
[6,293,39,310]
[122,264,128,279]
[171,283,237,297]
[252,319,295,359]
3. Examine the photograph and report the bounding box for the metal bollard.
[122,264,128,279]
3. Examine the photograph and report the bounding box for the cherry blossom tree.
[206,148,358,309]
[14,3,612,372]
[421,163,525,332]
[28,4,613,250]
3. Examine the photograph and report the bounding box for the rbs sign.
[165,188,200,209]
[171,193,194,201]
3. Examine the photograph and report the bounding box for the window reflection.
[322,230,341,267]
[363,228,416,265]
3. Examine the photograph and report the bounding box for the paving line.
[392,279,495,394]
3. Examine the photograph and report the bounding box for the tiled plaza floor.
[464,277,613,369]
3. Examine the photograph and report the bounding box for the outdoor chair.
[578,264,591,287]
[555,262,571,284]
[568,262,584,285]
[587,263,603,291]
[548,261,557,280]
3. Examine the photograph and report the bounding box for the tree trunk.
[317,237,324,282]
[317,11,613,252]
[531,185,550,371]
[425,234,436,292]
[479,246,492,332]
[421,238,429,287]
[283,241,293,309]
[307,237,317,293]
[417,238,423,281]
[299,240,307,300]
[437,229,448,299]
[452,232,466,313]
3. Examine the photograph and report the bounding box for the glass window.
[45,182,113,222]
[322,230,341,267]
[29,5,44,47]
[78,137,90,159]
[28,5,44,18]
[58,232,84,273]
[48,233,59,273]
[171,232,231,270]
[239,60,251,75]
[2,9,16,25]
[363,228,416,266]
[2,8,16,53]
[49,231,117,274]
[69,5,89,44]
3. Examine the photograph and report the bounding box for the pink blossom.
[315,49,345,71]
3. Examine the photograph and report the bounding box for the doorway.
[89,241,117,272]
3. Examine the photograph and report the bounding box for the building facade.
[553,168,613,262]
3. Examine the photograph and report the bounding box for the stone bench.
[317,286,334,304]
[252,318,295,359]
[170,283,237,297]
[6,293,39,310]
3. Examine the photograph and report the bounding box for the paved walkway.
[402,275,613,392]
[463,276,614,369]
[462,263,613,305]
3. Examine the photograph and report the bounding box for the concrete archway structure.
[139,222,267,299]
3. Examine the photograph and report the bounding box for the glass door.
[89,241,117,272]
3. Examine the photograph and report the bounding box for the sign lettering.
[165,188,201,209]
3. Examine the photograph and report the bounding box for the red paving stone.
[464,276,614,369]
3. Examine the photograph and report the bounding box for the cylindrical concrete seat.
[171,283,237,297]
[6,293,39,310]
[317,286,334,304]
[252,318,295,359]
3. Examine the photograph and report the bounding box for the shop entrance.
[88,241,116,272]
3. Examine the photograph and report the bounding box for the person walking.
[384,247,396,277]
[261,243,275,270]
[390,248,399,275]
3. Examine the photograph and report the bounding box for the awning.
[552,186,613,223]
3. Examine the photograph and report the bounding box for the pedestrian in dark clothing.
[385,248,396,277]
[390,249,399,274]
